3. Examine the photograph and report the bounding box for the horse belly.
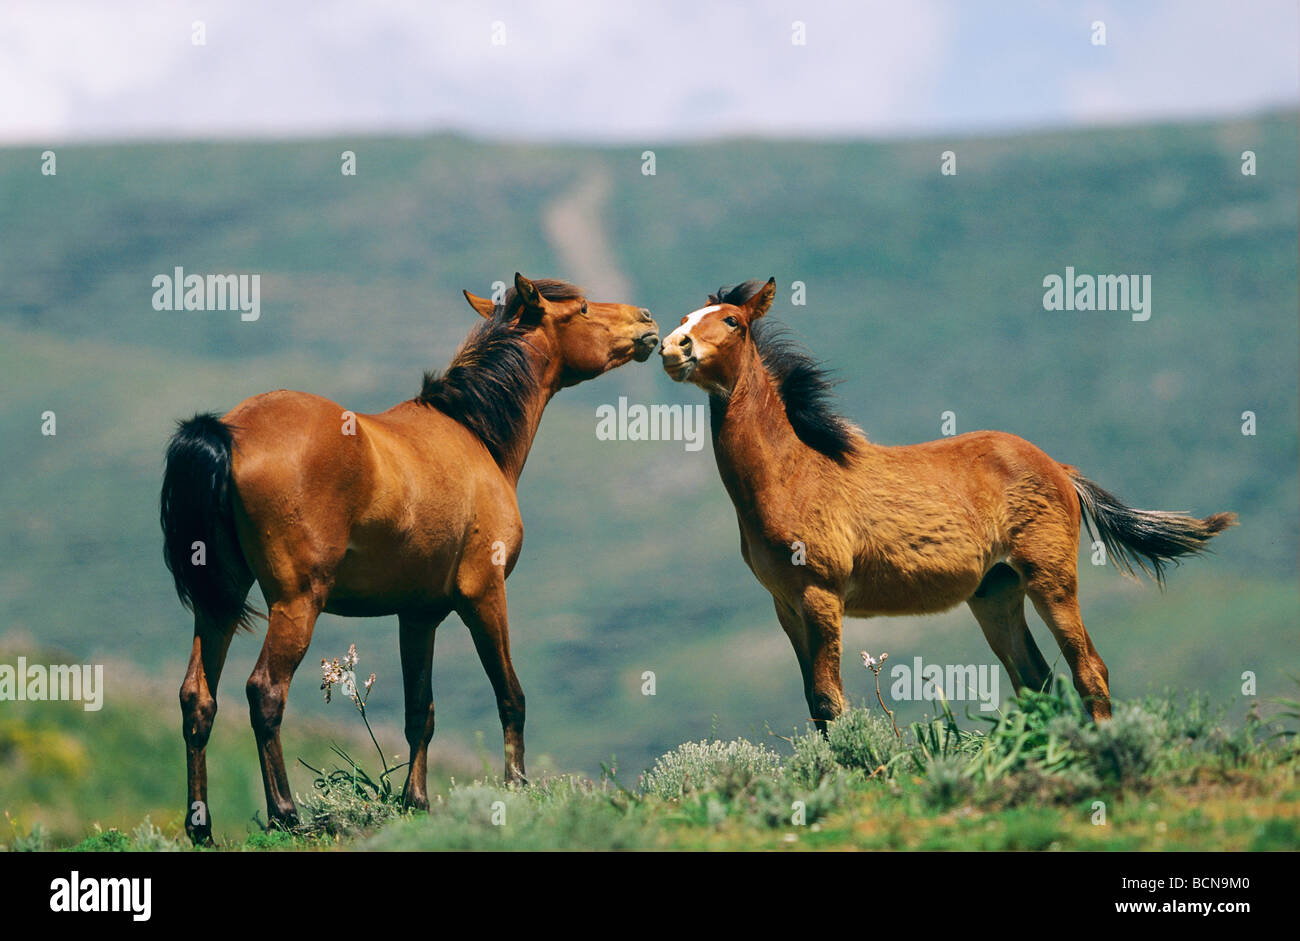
[846,543,990,617]
[325,520,464,614]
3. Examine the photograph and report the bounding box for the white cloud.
[1062,0,1300,124]
[0,0,1292,144]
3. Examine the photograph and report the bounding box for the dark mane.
[417,279,584,464]
[499,278,585,319]
[709,281,860,464]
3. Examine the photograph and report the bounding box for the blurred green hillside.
[0,113,1296,838]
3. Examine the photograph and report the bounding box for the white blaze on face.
[665,305,720,346]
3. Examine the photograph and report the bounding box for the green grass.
[0,643,474,846]
[12,685,1295,852]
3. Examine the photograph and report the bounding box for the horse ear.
[513,272,543,311]
[463,290,495,319]
[742,277,777,321]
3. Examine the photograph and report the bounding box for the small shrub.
[966,682,1089,782]
[1205,721,1263,770]
[69,826,131,852]
[982,760,1101,807]
[1053,702,1166,788]
[641,739,782,800]
[908,697,980,772]
[130,816,183,852]
[438,782,528,826]
[745,772,849,829]
[242,829,304,851]
[922,755,975,810]
[5,820,50,852]
[365,777,650,850]
[826,707,906,776]
[1268,683,1300,751]
[786,727,837,789]
[295,779,409,837]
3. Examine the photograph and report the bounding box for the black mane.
[709,281,860,463]
[417,279,584,464]
[499,278,585,319]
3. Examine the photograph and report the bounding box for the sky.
[1,0,1296,144]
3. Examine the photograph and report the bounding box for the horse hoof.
[268,809,300,831]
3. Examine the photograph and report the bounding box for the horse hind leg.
[968,563,1052,698]
[1005,475,1110,720]
[180,603,244,845]
[246,594,321,828]
[1024,569,1111,721]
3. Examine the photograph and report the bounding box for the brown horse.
[660,278,1235,729]
[161,274,658,843]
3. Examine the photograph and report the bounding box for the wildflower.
[314,644,402,798]
[861,650,889,671]
[321,656,346,703]
[861,650,901,739]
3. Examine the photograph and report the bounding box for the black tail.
[1067,470,1237,587]
[160,413,258,630]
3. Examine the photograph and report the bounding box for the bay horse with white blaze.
[161,274,658,843]
[660,278,1235,728]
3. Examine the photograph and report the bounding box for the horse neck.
[495,336,565,486]
[708,345,806,510]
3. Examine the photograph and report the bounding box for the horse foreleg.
[773,596,817,720]
[458,582,527,783]
[798,586,847,733]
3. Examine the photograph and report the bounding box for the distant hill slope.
[0,113,1295,783]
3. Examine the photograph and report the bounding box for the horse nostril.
[680,336,692,352]
[639,308,654,323]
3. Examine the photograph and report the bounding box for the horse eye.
[581,302,588,315]
[724,316,739,328]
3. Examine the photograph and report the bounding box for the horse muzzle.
[633,321,660,362]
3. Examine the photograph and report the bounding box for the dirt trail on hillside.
[542,167,632,300]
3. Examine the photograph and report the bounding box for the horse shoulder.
[453,487,523,601]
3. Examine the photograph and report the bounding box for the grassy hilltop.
[0,112,1296,844]
[5,678,1296,851]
